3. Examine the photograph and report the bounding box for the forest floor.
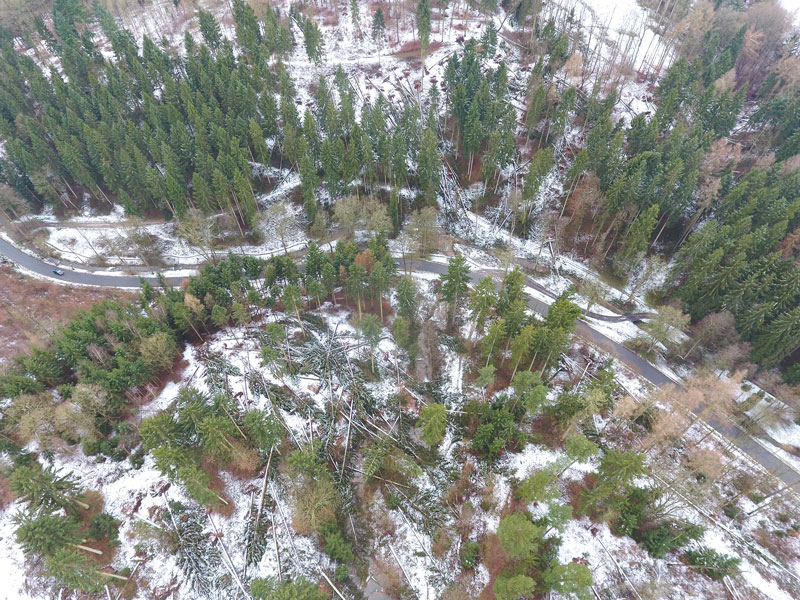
[0,262,133,366]
[2,287,799,600]
[1,0,800,596]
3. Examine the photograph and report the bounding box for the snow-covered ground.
[4,0,800,597]
[0,505,35,600]
[40,216,308,267]
[2,286,799,599]
[737,380,800,480]
[779,0,800,26]
[742,383,800,447]
[27,170,308,268]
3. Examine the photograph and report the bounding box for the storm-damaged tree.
[419,402,447,446]
[10,465,90,513]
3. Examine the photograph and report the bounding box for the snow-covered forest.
[2,0,800,599]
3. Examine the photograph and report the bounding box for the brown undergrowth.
[0,264,133,366]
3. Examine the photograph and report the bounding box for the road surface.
[0,236,186,288]
[2,236,799,490]
[405,259,800,492]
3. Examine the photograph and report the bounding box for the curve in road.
[3,238,799,490]
[405,259,800,490]
[0,236,186,288]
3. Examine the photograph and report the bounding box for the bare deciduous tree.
[264,202,296,253]
[626,255,666,303]
[682,311,739,359]
[644,305,690,353]
[177,208,217,263]
[407,206,439,256]
[704,341,753,376]
[333,196,391,239]
[578,278,605,313]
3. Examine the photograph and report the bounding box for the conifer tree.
[359,314,382,372]
[44,547,106,593]
[322,138,341,197]
[304,241,326,281]
[389,188,402,235]
[342,142,359,196]
[597,449,645,488]
[541,562,593,599]
[502,298,529,344]
[10,465,89,513]
[383,308,407,349]
[370,262,392,321]
[510,324,538,379]
[526,84,547,136]
[419,402,447,446]
[481,130,502,190]
[468,276,497,343]
[616,204,660,274]
[517,468,559,504]
[198,415,238,460]
[140,411,183,451]
[13,509,83,558]
[139,331,178,373]
[322,262,338,306]
[548,86,576,144]
[243,410,281,452]
[303,18,324,64]
[372,8,386,64]
[482,319,506,366]
[251,577,327,600]
[298,141,319,223]
[558,435,599,477]
[512,370,548,414]
[248,118,269,164]
[350,0,361,37]
[752,305,800,367]
[211,304,229,329]
[440,255,471,328]
[417,0,431,69]
[464,101,481,178]
[396,275,419,323]
[497,266,527,314]
[417,127,440,203]
[494,574,536,600]
[520,148,553,228]
[197,10,222,50]
[305,279,326,309]
[476,364,496,399]
[282,283,306,333]
[345,263,368,320]
[177,462,221,507]
[545,291,581,333]
[497,513,543,560]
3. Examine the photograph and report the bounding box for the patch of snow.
[0,502,36,600]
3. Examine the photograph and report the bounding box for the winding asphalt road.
[0,236,186,288]
[2,236,799,490]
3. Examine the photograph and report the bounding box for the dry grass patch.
[0,264,133,366]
